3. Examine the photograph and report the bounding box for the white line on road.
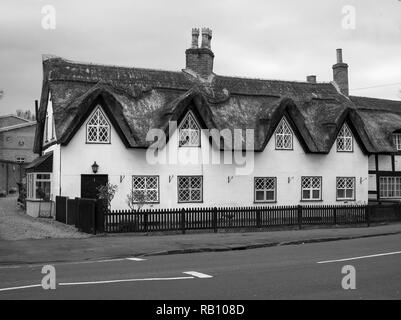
[126,257,146,261]
[183,271,213,278]
[0,284,42,292]
[317,250,401,264]
[59,276,194,286]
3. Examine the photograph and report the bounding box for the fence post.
[213,207,218,233]
[297,205,302,230]
[333,207,337,225]
[144,211,148,233]
[366,205,370,227]
[256,208,261,228]
[181,208,186,234]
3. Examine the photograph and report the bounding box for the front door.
[81,174,108,199]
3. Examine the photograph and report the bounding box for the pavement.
[1,222,401,266]
[1,233,401,299]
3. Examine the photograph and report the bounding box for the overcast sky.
[0,0,400,115]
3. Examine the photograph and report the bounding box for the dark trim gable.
[259,98,317,153]
[59,90,133,148]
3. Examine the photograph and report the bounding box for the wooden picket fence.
[105,204,369,233]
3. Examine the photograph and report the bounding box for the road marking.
[183,271,213,278]
[59,276,194,286]
[0,284,42,292]
[126,257,146,261]
[317,250,401,264]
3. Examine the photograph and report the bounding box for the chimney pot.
[306,75,317,83]
[191,28,199,48]
[336,48,343,63]
[201,27,212,49]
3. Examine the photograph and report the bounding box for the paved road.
[0,234,400,299]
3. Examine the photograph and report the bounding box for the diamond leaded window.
[179,111,201,147]
[132,176,159,203]
[86,107,110,143]
[337,123,353,152]
[275,118,293,150]
[254,177,276,202]
[393,133,401,151]
[336,177,355,200]
[178,176,203,203]
[301,176,322,201]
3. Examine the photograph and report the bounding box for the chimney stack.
[185,27,214,77]
[332,48,349,96]
[306,75,317,83]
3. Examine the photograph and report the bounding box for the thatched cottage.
[27,28,401,216]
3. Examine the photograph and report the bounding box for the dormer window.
[337,123,353,152]
[86,107,110,143]
[275,117,293,150]
[393,133,401,151]
[178,111,200,147]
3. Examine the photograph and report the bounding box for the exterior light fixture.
[91,161,99,174]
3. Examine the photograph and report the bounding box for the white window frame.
[336,177,355,201]
[16,157,25,164]
[379,176,401,199]
[275,117,293,150]
[337,123,353,152]
[177,176,203,203]
[86,106,111,144]
[301,176,322,201]
[393,133,401,151]
[254,177,276,203]
[26,172,52,201]
[131,176,159,204]
[178,111,201,147]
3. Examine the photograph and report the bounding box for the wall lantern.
[360,177,367,184]
[288,176,294,183]
[91,161,99,174]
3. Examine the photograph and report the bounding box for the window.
[16,157,25,164]
[254,177,276,202]
[337,123,353,152]
[275,117,293,150]
[380,176,401,199]
[86,107,110,143]
[393,133,401,151]
[27,173,51,200]
[132,176,159,203]
[301,176,322,201]
[178,176,203,203]
[178,111,201,147]
[336,177,355,201]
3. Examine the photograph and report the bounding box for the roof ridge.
[44,55,184,75]
[215,74,334,85]
[0,121,36,132]
[350,95,401,103]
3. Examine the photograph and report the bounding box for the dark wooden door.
[81,174,108,199]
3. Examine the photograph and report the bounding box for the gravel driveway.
[0,196,89,240]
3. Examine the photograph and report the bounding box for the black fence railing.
[105,204,369,234]
[54,198,401,235]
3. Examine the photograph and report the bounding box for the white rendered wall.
[59,109,369,209]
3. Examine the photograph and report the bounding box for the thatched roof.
[34,56,400,154]
[350,96,401,153]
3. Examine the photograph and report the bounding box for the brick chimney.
[185,28,214,77]
[306,75,317,83]
[332,49,349,96]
